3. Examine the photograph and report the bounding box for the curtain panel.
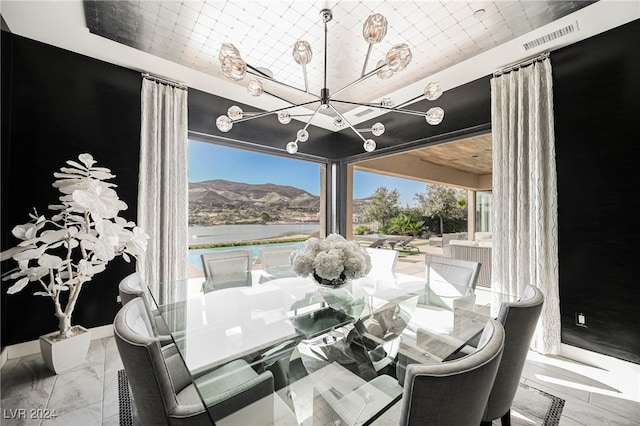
[138,78,189,302]
[491,58,561,354]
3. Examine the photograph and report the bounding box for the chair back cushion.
[423,255,481,309]
[201,250,253,291]
[118,272,143,305]
[400,319,505,426]
[482,285,544,422]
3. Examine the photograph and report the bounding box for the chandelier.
[215,9,444,154]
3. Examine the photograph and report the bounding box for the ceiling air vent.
[355,108,375,117]
[522,21,579,51]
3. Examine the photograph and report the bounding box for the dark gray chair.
[201,249,253,292]
[114,298,274,425]
[399,318,505,426]
[481,285,545,426]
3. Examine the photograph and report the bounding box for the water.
[188,224,317,271]
[189,223,319,245]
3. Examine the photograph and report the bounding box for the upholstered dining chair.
[422,255,481,310]
[114,297,274,425]
[399,318,505,426]
[117,272,172,342]
[480,285,544,426]
[258,245,297,283]
[201,249,253,292]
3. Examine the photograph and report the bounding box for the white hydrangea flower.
[290,233,372,284]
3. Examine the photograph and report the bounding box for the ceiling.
[1,1,638,185]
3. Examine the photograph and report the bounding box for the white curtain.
[138,78,189,302]
[491,57,561,354]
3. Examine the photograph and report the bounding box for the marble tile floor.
[2,334,638,425]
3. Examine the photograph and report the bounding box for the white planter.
[39,325,91,374]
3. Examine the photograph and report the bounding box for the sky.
[189,141,427,206]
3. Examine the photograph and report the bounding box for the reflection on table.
[147,274,516,425]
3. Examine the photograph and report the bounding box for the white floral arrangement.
[290,234,372,284]
[1,153,148,338]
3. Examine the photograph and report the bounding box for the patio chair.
[390,236,420,253]
[367,238,388,249]
[201,250,253,292]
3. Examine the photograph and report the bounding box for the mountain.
[189,179,321,226]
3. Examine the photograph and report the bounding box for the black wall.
[553,19,640,363]
[1,32,141,346]
[2,19,639,364]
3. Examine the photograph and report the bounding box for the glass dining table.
[147,275,516,426]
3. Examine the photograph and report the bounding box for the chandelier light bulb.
[362,13,388,44]
[286,142,298,154]
[333,116,345,129]
[277,111,292,124]
[216,115,233,132]
[363,139,376,152]
[371,122,385,136]
[247,78,263,96]
[386,43,412,72]
[425,107,445,125]
[380,97,395,108]
[227,105,243,120]
[218,43,241,63]
[424,82,443,101]
[297,129,309,142]
[221,55,247,81]
[376,59,394,79]
[292,40,313,65]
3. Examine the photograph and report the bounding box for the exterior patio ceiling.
[354,133,493,191]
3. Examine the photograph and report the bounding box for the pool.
[188,242,303,271]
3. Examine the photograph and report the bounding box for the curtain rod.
[141,73,187,89]
[493,52,550,77]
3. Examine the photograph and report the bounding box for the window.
[188,138,325,277]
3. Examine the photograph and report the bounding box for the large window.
[187,139,324,276]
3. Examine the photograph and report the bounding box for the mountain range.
[189,179,370,226]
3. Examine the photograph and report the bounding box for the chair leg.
[500,410,511,426]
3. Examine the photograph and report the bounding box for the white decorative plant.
[1,153,148,338]
[290,233,371,283]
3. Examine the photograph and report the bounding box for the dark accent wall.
[1,32,142,346]
[553,19,640,364]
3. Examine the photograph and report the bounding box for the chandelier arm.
[301,105,323,133]
[247,65,320,99]
[232,100,321,124]
[302,64,309,93]
[328,105,367,143]
[361,44,373,77]
[331,99,429,117]
[332,63,386,98]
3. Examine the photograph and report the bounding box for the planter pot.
[39,325,91,374]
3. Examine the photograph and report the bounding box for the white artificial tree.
[1,153,148,337]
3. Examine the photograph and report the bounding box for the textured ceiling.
[83,0,594,118]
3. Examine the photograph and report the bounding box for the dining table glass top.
[147,275,516,426]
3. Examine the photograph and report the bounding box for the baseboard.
[3,325,114,361]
